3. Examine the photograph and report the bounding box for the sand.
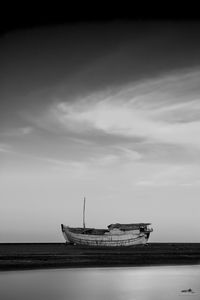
[0,243,200,271]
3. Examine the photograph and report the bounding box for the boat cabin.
[107,223,151,232]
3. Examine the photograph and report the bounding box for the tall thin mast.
[83,197,86,229]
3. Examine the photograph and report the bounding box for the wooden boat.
[61,198,153,247]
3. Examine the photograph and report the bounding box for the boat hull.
[61,224,151,247]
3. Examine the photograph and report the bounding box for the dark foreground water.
[0,265,199,300]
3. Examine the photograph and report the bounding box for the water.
[0,265,199,300]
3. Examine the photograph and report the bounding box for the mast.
[83,197,86,229]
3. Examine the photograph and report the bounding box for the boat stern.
[144,225,153,241]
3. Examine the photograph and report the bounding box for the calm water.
[0,265,199,300]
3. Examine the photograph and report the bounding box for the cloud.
[135,165,200,187]
[0,143,87,173]
[48,68,200,147]
[0,143,11,153]
[152,99,200,123]
[1,127,33,137]
[10,67,200,166]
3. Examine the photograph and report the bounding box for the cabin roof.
[107,223,151,229]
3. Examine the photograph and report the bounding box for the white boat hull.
[61,224,150,247]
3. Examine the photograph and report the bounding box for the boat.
[61,223,153,247]
[61,198,153,247]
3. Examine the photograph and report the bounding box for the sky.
[1,21,200,242]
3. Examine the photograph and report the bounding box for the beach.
[0,243,200,271]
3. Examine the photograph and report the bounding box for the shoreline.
[1,264,200,273]
[1,262,200,273]
[0,243,200,272]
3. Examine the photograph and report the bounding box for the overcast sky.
[1,21,200,242]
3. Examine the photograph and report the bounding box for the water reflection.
[0,265,199,300]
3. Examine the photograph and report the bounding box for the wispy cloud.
[7,67,200,167]
[49,68,200,138]
[135,165,200,187]
[0,127,33,137]
[0,143,11,153]
[0,143,85,171]
[33,67,200,164]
